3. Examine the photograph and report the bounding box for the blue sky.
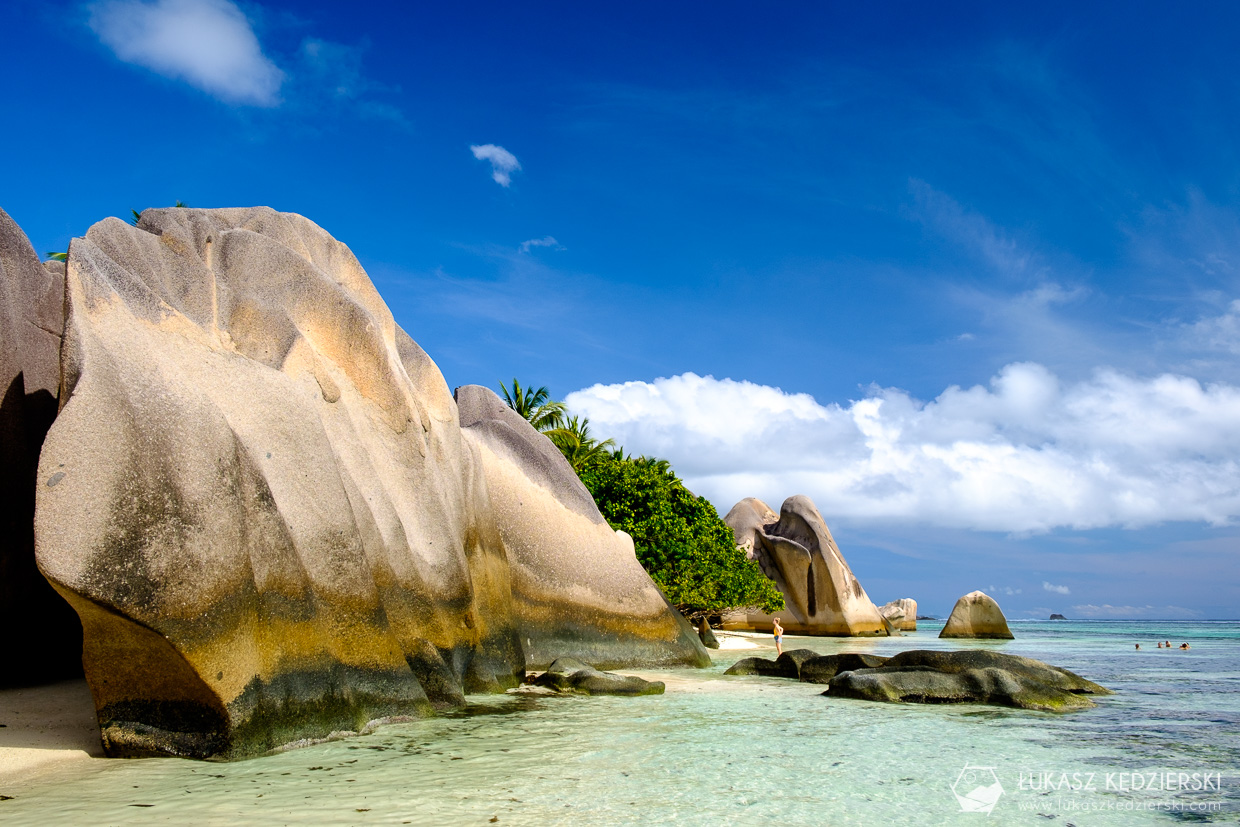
[3,1,1240,618]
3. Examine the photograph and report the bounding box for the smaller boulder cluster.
[531,658,665,696]
[724,649,1109,711]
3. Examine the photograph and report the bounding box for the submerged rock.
[27,207,704,759]
[825,650,1109,711]
[722,496,886,636]
[939,591,1014,639]
[532,658,665,696]
[798,653,890,684]
[723,648,818,678]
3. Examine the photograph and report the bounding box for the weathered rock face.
[0,209,82,686]
[455,385,707,671]
[29,207,705,759]
[825,650,1109,711]
[697,617,719,649]
[798,653,890,684]
[722,496,886,636]
[939,591,1014,639]
[879,599,917,632]
[532,657,665,696]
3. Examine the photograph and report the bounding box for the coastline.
[0,680,102,787]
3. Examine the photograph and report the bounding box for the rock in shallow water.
[532,658,665,696]
[825,650,1110,711]
[940,591,1014,639]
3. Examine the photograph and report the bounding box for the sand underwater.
[1,618,1237,826]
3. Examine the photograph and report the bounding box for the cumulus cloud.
[88,0,284,106]
[519,236,565,253]
[565,364,1240,533]
[1043,581,1070,595]
[471,144,521,186]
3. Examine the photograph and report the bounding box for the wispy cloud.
[88,0,284,106]
[471,144,521,187]
[566,365,1240,533]
[986,585,1022,596]
[1042,581,1070,595]
[519,236,565,253]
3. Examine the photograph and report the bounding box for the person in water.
[1180,643,1190,650]
[773,617,784,656]
[1135,643,1141,650]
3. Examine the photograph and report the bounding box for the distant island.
[1049,614,1067,620]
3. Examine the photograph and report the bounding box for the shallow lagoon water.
[4,620,1238,825]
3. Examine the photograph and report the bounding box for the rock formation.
[939,591,1015,639]
[532,657,665,696]
[0,208,83,686]
[879,598,917,631]
[455,384,706,670]
[798,653,890,684]
[696,617,719,649]
[824,650,1110,711]
[722,496,886,636]
[14,206,705,759]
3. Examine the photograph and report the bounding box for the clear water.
[4,620,1238,825]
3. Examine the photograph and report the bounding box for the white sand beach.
[0,680,102,786]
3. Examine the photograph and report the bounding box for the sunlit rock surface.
[721,495,887,636]
[879,598,918,632]
[29,207,704,759]
[455,384,708,670]
[939,591,1015,640]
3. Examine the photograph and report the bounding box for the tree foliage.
[498,378,783,618]
[578,454,784,618]
[499,378,567,433]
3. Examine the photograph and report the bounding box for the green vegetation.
[499,378,783,619]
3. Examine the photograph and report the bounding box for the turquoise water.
[4,620,1238,825]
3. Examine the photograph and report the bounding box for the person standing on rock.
[773,617,784,656]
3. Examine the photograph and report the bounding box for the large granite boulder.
[722,496,886,636]
[532,657,665,696]
[825,650,1110,711]
[939,591,1014,639]
[0,209,82,686]
[879,598,917,631]
[455,385,707,671]
[29,207,705,759]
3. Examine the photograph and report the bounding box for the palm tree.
[499,379,567,433]
[547,415,616,473]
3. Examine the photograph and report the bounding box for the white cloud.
[565,364,1240,533]
[470,144,521,187]
[1188,299,1240,355]
[519,236,565,253]
[986,585,1022,596]
[88,0,284,106]
[1043,581,1071,595]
